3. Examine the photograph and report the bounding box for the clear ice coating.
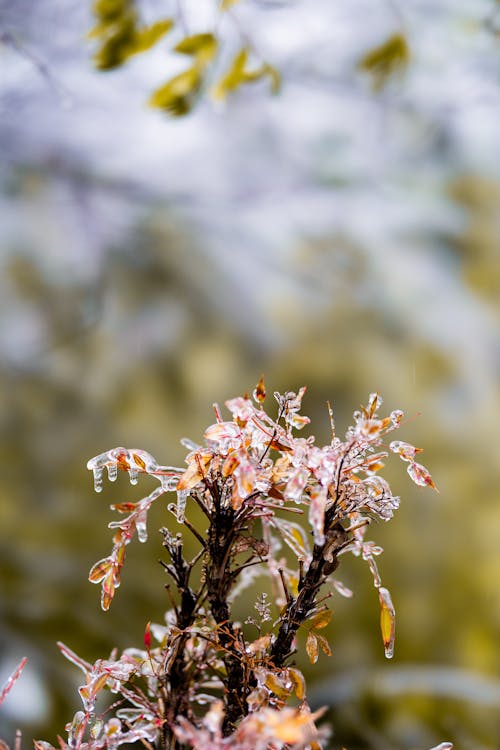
[93,467,103,493]
[107,464,118,482]
[136,520,148,543]
[128,467,139,485]
[176,489,188,523]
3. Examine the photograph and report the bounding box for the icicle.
[128,467,138,485]
[93,467,103,493]
[176,489,188,523]
[107,464,118,482]
[136,522,148,543]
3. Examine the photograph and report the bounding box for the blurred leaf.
[149,66,202,116]
[220,0,241,9]
[213,48,281,101]
[92,0,132,23]
[358,33,410,90]
[174,33,218,66]
[133,19,174,53]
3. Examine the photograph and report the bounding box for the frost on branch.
[46,380,437,750]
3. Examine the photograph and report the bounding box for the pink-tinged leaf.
[378,586,396,659]
[389,440,422,462]
[0,657,28,706]
[306,631,319,664]
[222,451,239,477]
[144,621,152,650]
[88,557,112,584]
[407,460,438,491]
[102,570,116,611]
[177,451,212,490]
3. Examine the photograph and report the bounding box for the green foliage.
[212,48,281,101]
[90,0,173,70]
[358,33,410,89]
[88,0,279,115]
[148,66,202,116]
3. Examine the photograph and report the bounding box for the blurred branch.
[0,29,71,104]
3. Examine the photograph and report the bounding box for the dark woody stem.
[159,530,198,750]
[270,523,349,668]
[204,480,250,735]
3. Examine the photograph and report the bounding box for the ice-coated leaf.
[246,686,268,712]
[57,642,92,674]
[88,557,112,584]
[366,392,383,418]
[378,586,396,659]
[389,440,421,462]
[407,460,438,491]
[428,744,453,750]
[284,466,309,502]
[0,657,28,707]
[315,632,332,656]
[271,518,311,561]
[287,667,305,700]
[308,484,327,545]
[177,451,212,490]
[253,374,266,404]
[309,609,332,630]
[264,672,292,700]
[306,631,318,664]
[332,579,354,598]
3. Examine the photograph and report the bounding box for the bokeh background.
[1,1,500,748]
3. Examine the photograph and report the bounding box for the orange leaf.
[309,609,332,630]
[287,667,306,700]
[88,557,112,584]
[315,632,332,656]
[253,374,266,404]
[306,631,318,664]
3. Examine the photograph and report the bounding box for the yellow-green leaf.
[264,672,292,700]
[212,48,248,100]
[93,0,131,23]
[174,33,218,65]
[358,33,410,90]
[149,66,202,115]
[133,19,174,53]
[220,0,240,9]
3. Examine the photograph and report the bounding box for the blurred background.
[1,1,500,748]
